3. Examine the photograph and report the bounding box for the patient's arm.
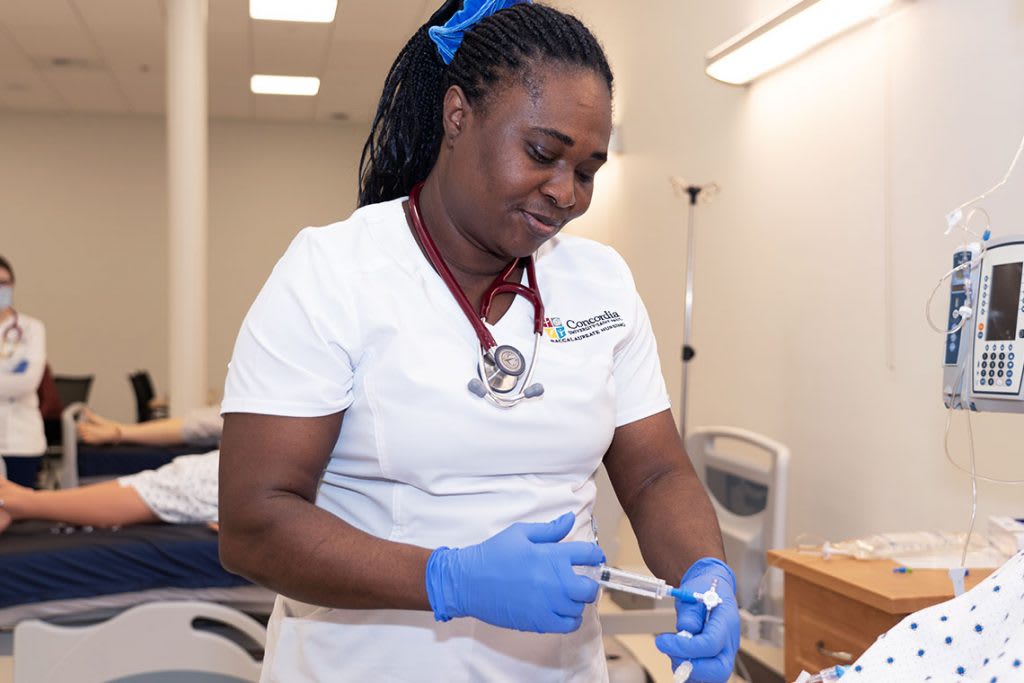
[78,408,186,447]
[0,478,158,533]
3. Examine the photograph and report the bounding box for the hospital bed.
[4,436,772,683]
[14,601,266,683]
[0,520,275,682]
[50,402,191,490]
[2,514,664,682]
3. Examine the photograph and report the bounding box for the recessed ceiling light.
[250,75,320,96]
[249,0,337,23]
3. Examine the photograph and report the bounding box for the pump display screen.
[985,262,1023,341]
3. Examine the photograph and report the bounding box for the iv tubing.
[949,130,1024,219]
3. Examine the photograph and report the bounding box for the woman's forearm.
[219,493,433,610]
[626,464,726,587]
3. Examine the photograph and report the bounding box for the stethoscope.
[1,310,22,359]
[408,183,545,408]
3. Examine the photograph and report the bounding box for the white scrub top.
[0,313,46,457]
[222,197,671,682]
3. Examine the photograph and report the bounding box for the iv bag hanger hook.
[669,177,720,441]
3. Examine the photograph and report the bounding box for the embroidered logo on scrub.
[544,317,567,340]
[544,310,625,343]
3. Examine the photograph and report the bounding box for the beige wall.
[561,0,1024,560]
[0,107,611,424]
[2,112,365,421]
[4,0,1024,560]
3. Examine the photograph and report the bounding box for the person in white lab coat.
[0,255,47,488]
[218,2,740,682]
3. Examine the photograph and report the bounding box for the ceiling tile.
[0,24,35,71]
[251,92,317,121]
[333,0,427,44]
[114,66,164,114]
[72,0,163,66]
[316,40,400,123]
[0,0,439,123]
[0,68,65,111]
[0,0,101,64]
[251,19,331,76]
[209,0,250,120]
[210,75,251,120]
[72,0,163,114]
[47,68,127,113]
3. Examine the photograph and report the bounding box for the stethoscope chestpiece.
[468,338,545,407]
[0,310,22,359]
[480,345,524,394]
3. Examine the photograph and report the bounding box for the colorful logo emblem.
[544,316,566,340]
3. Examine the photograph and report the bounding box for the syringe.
[573,564,723,611]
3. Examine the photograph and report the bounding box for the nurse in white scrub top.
[0,255,47,488]
[219,2,741,681]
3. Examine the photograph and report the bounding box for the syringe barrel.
[574,564,671,599]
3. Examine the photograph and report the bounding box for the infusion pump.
[944,237,1024,412]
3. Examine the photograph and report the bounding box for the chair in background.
[129,370,167,422]
[685,426,789,652]
[37,364,64,449]
[54,374,93,409]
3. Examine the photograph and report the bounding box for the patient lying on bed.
[835,550,1024,683]
[0,405,222,533]
[0,450,219,532]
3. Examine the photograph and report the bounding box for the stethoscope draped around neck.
[1,310,22,359]
[408,183,544,408]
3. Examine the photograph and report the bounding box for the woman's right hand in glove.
[425,511,604,633]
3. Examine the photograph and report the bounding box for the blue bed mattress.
[76,444,198,478]
[0,521,248,609]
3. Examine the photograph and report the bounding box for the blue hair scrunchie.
[427,0,532,65]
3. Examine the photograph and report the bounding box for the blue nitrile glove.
[655,558,740,683]
[425,511,604,633]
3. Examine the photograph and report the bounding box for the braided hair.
[358,2,613,207]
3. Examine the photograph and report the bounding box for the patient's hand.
[207,521,219,533]
[77,408,123,445]
[0,478,32,534]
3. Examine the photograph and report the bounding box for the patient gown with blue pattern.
[842,550,1024,682]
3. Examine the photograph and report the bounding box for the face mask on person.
[0,285,12,311]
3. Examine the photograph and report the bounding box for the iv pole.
[671,177,719,441]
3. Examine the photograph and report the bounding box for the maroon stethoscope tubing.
[407,183,545,351]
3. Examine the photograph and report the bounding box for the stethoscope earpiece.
[523,383,544,399]
[467,379,488,398]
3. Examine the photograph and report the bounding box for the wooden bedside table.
[767,549,992,680]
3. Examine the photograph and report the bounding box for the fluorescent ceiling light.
[705,0,895,85]
[250,75,321,96]
[249,0,337,23]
